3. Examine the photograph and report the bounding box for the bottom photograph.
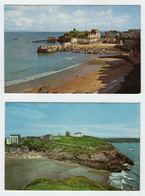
[5,103,140,191]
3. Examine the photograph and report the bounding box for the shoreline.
[5,143,134,172]
[5,42,140,94]
[28,54,140,94]
[5,154,111,190]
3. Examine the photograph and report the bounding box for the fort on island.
[37,28,140,54]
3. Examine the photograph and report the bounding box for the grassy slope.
[54,136,108,147]
[23,176,119,191]
[20,136,109,154]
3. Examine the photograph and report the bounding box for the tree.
[65,131,70,136]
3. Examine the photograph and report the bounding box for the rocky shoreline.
[37,43,121,55]
[5,145,134,172]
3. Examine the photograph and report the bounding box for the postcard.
[4,5,141,94]
[5,103,140,190]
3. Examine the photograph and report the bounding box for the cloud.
[57,13,71,19]
[4,6,140,32]
[31,123,140,136]
[6,106,46,119]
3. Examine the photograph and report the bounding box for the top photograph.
[4,5,140,94]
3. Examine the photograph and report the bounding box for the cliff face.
[44,145,134,172]
[5,145,134,172]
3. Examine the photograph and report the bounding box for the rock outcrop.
[5,145,134,172]
[37,45,62,53]
[44,145,134,172]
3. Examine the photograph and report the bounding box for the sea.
[109,143,140,190]
[5,32,91,92]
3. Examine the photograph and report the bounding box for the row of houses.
[62,29,140,44]
[105,29,140,39]
[5,132,83,145]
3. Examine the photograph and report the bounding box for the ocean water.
[109,143,140,190]
[5,32,88,90]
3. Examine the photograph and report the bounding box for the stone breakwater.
[5,145,134,172]
[37,44,116,55]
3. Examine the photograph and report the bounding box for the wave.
[5,63,81,87]
[121,170,133,181]
[109,170,134,190]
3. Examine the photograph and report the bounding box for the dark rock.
[38,86,49,93]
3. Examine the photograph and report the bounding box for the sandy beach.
[5,157,110,190]
[27,54,140,94]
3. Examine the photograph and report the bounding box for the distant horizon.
[4,28,140,33]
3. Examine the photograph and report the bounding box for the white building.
[74,132,83,137]
[6,138,11,145]
[6,134,21,145]
[70,38,78,44]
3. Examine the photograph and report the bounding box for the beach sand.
[27,54,139,94]
[5,157,110,190]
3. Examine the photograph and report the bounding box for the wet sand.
[5,158,110,190]
[28,54,139,94]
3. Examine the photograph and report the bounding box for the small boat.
[129,148,134,151]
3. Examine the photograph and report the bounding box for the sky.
[4,5,140,32]
[5,103,140,138]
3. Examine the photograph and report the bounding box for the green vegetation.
[59,29,87,39]
[103,138,140,143]
[54,136,108,147]
[20,138,62,152]
[20,136,109,155]
[23,176,119,191]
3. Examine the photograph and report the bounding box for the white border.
[0,1,145,196]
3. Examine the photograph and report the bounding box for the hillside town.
[37,28,140,55]
[57,28,140,44]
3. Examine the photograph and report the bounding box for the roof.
[91,29,99,32]
[75,132,82,134]
[10,134,20,136]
